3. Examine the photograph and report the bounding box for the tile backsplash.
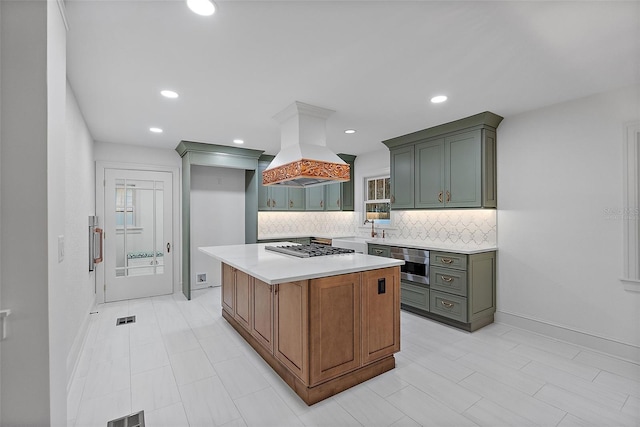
[259,210,496,247]
[258,212,358,238]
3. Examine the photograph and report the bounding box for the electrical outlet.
[58,235,65,263]
[196,273,207,284]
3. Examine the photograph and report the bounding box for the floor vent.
[115,315,136,326]
[107,410,144,427]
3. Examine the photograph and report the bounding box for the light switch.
[58,235,64,263]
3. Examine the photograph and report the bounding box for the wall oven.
[390,247,429,285]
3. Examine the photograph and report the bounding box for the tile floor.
[68,287,640,427]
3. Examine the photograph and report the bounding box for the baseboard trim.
[495,310,640,365]
[66,306,94,391]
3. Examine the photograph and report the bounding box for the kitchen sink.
[331,237,370,254]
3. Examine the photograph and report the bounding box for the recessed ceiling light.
[430,95,448,104]
[344,129,356,134]
[187,0,216,16]
[160,90,179,99]
[149,127,163,133]
[233,139,244,144]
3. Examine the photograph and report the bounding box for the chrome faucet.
[364,219,377,238]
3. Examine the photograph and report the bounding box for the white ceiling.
[65,1,639,157]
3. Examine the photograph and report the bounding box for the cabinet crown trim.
[382,111,503,149]
[176,140,264,159]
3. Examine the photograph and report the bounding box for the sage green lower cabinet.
[429,250,496,331]
[258,237,311,245]
[430,266,467,297]
[430,291,467,323]
[368,243,496,332]
[368,244,391,258]
[400,281,430,312]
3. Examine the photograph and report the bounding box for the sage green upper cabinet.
[258,156,303,211]
[288,188,305,210]
[326,183,341,211]
[384,112,502,210]
[305,186,325,211]
[389,145,415,209]
[338,154,357,211]
[415,138,445,208]
[304,153,356,212]
[446,131,482,208]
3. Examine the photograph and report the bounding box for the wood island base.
[223,310,396,405]
[220,264,402,405]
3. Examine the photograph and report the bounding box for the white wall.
[497,84,640,362]
[0,1,66,424]
[46,2,69,423]
[190,165,245,288]
[64,84,97,389]
[94,141,181,168]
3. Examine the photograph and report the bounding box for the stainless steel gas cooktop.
[265,244,355,258]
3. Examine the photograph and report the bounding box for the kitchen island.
[199,243,404,405]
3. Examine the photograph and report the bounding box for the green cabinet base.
[400,304,494,332]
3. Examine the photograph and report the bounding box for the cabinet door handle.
[441,275,454,282]
[337,199,340,207]
[446,191,451,202]
[267,198,271,207]
[438,191,443,203]
[440,258,454,264]
[320,200,323,208]
[289,200,293,208]
[272,199,276,207]
[390,195,395,204]
[441,300,454,308]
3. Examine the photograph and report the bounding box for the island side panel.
[234,269,252,330]
[309,272,362,385]
[274,280,309,383]
[252,278,274,352]
[362,267,401,364]
[222,263,235,315]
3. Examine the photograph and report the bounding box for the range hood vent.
[262,101,349,188]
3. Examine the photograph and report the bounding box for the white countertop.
[199,243,404,285]
[354,237,497,255]
[259,234,497,254]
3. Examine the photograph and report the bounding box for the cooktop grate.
[265,243,355,258]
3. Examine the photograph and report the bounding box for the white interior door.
[104,169,173,302]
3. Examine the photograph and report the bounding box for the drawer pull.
[441,300,455,308]
[375,249,383,254]
[440,258,454,264]
[441,275,454,283]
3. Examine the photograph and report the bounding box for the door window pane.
[114,179,164,278]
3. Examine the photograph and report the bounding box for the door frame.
[96,161,181,303]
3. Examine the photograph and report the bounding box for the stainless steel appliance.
[265,243,354,258]
[390,246,429,285]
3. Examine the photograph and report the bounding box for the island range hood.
[262,101,350,188]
